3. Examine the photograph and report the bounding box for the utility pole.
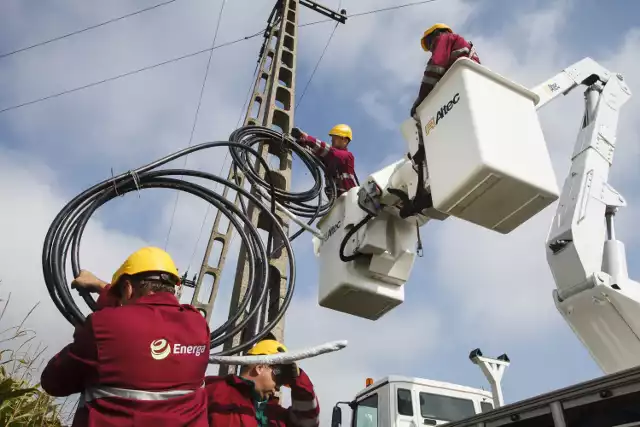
[191,0,346,374]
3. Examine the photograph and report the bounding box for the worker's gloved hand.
[290,127,302,139]
[291,127,307,141]
[273,363,300,387]
[71,270,108,294]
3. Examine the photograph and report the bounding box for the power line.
[165,0,228,251]
[297,21,340,108]
[297,0,344,107]
[0,0,180,60]
[299,0,441,28]
[0,29,265,115]
[0,0,441,115]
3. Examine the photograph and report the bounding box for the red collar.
[130,291,181,307]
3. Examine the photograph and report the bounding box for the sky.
[1,0,640,425]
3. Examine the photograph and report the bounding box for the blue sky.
[1,0,640,424]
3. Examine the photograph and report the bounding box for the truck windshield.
[354,394,378,427]
[419,392,476,422]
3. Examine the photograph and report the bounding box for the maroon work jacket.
[205,369,320,427]
[40,284,211,426]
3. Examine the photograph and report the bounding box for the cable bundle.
[42,125,335,356]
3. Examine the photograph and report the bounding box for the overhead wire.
[0,0,180,60]
[299,0,441,28]
[297,20,340,108]
[0,29,265,115]
[0,0,441,116]
[164,0,228,251]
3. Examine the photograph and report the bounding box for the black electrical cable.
[228,125,336,244]
[42,125,334,357]
[339,213,373,262]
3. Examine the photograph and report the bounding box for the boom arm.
[536,59,640,374]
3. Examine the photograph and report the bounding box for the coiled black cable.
[229,126,336,244]
[339,214,373,262]
[42,125,335,357]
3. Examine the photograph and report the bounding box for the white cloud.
[0,146,150,354]
[357,90,397,131]
[2,0,640,425]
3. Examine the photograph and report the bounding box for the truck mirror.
[331,405,342,427]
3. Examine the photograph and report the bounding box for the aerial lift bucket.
[313,188,418,320]
[405,58,561,234]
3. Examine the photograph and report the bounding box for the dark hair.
[123,271,178,296]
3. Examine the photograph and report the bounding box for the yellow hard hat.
[111,246,180,285]
[421,23,452,51]
[247,339,288,356]
[328,124,352,141]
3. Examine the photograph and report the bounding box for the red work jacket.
[205,369,320,427]
[40,284,211,427]
[418,32,481,103]
[298,135,357,196]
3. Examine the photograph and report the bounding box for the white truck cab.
[334,375,495,427]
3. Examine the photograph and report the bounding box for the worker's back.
[44,292,211,426]
[431,32,480,69]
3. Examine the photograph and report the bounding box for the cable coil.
[42,125,335,357]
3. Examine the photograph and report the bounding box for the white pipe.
[209,340,348,365]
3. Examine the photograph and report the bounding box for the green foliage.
[0,290,72,426]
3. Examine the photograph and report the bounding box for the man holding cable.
[205,335,320,427]
[40,247,211,427]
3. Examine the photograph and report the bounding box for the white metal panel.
[384,376,493,399]
[555,277,640,374]
[315,188,418,320]
[413,58,560,234]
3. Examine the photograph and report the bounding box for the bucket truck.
[314,57,640,425]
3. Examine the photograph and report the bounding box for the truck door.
[353,393,379,427]
[394,385,418,427]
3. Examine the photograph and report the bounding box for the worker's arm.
[72,270,120,309]
[40,316,99,397]
[296,134,337,161]
[411,34,455,115]
[296,133,357,179]
[286,368,320,427]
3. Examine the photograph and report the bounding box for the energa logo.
[150,338,208,360]
[150,339,172,360]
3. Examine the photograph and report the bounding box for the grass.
[0,290,74,426]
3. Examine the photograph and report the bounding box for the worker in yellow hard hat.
[291,123,358,198]
[410,23,481,117]
[205,334,320,426]
[40,247,211,427]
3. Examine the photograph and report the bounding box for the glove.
[273,363,300,387]
[290,127,303,139]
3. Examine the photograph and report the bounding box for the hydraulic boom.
[536,59,638,375]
